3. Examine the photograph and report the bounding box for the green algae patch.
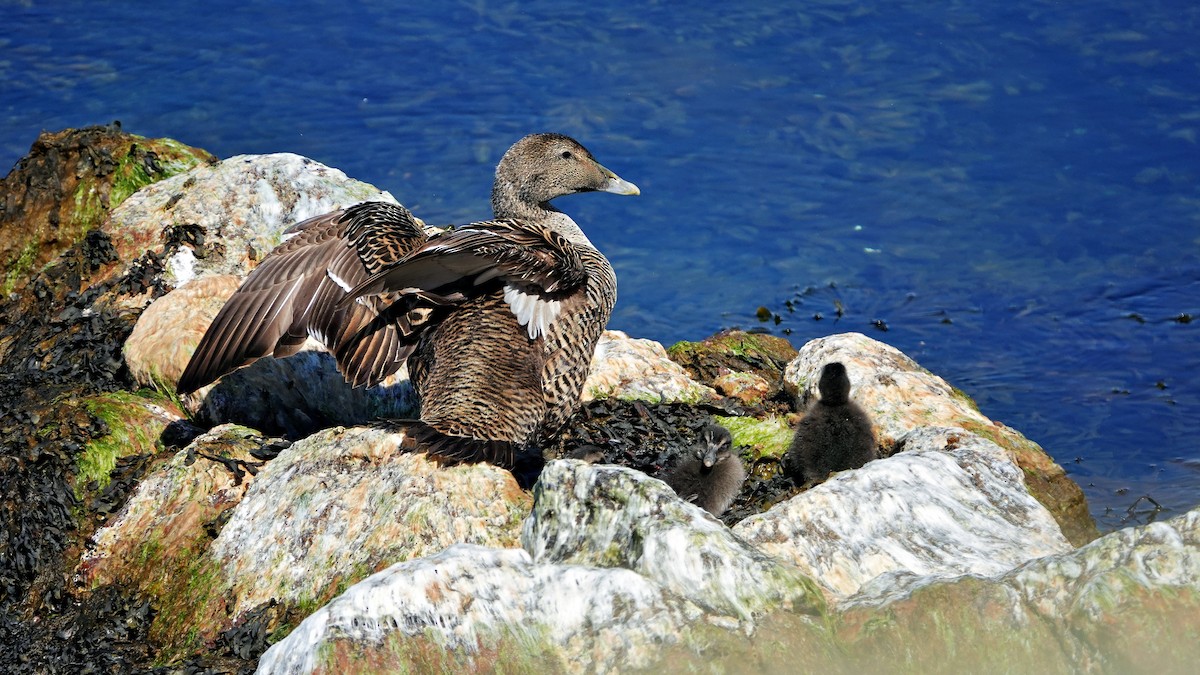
[147,550,230,661]
[715,414,793,459]
[1,237,41,296]
[75,391,171,497]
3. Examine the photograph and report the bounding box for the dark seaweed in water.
[543,398,803,525]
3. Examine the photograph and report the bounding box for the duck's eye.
[560,150,573,159]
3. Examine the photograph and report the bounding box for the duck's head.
[695,423,733,469]
[818,362,852,405]
[492,133,639,216]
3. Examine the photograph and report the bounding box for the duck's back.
[409,236,615,448]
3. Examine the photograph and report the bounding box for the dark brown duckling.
[664,423,745,517]
[178,133,639,469]
[782,362,877,483]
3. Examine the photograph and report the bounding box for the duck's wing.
[346,218,588,340]
[177,201,429,393]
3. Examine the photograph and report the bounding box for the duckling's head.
[696,423,733,468]
[492,133,639,216]
[817,362,852,405]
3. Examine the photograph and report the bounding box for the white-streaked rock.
[255,545,703,675]
[523,460,824,621]
[106,153,396,287]
[829,508,1200,671]
[734,427,1072,602]
[583,330,717,404]
[210,425,529,617]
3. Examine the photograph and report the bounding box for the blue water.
[3,1,1197,532]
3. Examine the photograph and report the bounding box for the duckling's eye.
[560,150,573,159]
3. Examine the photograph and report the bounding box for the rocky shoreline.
[1,126,1195,673]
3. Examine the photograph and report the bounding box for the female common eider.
[177,133,639,468]
[782,362,877,483]
[663,423,745,517]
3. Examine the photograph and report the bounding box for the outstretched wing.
[177,201,429,393]
[346,218,588,340]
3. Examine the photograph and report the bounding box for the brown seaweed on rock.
[543,398,803,525]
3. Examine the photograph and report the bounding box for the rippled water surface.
[3,0,1197,531]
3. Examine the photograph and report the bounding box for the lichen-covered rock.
[77,423,530,652]
[105,153,396,288]
[667,329,798,403]
[210,426,530,618]
[77,424,267,591]
[523,460,824,622]
[712,369,772,405]
[785,332,1097,546]
[583,330,717,404]
[735,427,1073,601]
[0,123,213,297]
[256,545,703,675]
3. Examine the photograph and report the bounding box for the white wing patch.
[327,269,353,292]
[504,284,562,340]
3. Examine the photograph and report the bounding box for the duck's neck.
[491,182,594,248]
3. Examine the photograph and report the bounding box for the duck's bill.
[598,164,641,196]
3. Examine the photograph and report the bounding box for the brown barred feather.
[177,201,427,393]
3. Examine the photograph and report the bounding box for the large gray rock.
[210,426,529,618]
[827,507,1200,673]
[786,332,1097,546]
[76,424,530,648]
[256,545,703,675]
[524,460,823,621]
[106,152,397,288]
[255,460,826,675]
[735,426,1073,602]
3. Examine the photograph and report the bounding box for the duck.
[782,361,877,483]
[663,423,745,517]
[177,133,639,468]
